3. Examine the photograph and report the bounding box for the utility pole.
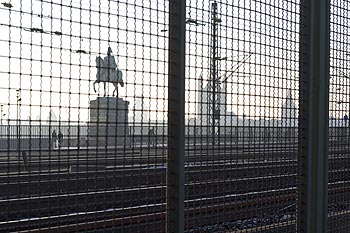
[208,1,221,145]
[187,2,251,145]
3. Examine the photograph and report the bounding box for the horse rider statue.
[94,47,124,97]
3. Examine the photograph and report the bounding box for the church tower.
[281,89,297,126]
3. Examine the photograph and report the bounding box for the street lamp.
[214,57,227,61]
[0,104,5,125]
[16,89,21,155]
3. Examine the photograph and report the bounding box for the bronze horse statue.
[93,56,124,97]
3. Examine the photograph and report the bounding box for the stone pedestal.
[88,97,129,146]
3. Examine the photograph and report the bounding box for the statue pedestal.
[88,97,129,147]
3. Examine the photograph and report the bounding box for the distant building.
[47,109,58,124]
[130,95,149,123]
[196,76,238,132]
[281,89,298,127]
[35,114,41,124]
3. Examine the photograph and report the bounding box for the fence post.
[167,0,185,232]
[298,0,330,232]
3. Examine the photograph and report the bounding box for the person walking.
[52,130,57,149]
[58,131,63,148]
[148,127,156,147]
[21,151,28,171]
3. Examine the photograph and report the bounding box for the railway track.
[0,170,349,231]
[1,187,295,232]
[2,184,350,233]
[0,142,347,173]
[1,143,350,232]
[0,160,297,196]
[1,168,349,218]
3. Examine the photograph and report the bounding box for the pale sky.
[0,0,169,123]
[0,0,345,124]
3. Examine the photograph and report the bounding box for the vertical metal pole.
[167,0,185,232]
[17,101,19,151]
[16,90,21,156]
[211,2,217,144]
[209,2,220,145]
[298,0,330,232]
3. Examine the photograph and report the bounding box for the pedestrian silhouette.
[58,131,63,148]
[148,127,156,146]
[52,130,57,149]
[21,151,28,171]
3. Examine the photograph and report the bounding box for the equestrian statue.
[94,47,124,97]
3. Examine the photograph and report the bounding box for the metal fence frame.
[0,0,343,232]
[168,0,331,232]
[298,0,330,232]
[167,0,186,232]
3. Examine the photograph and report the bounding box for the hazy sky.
[2,0,346,124]
[0,0,169,123]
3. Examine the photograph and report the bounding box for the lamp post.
[0,104,4,125]
[16,89,21,154]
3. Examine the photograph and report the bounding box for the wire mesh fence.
[0,0,346,232]
[329,0,350,232]
[0,0,168,232]
[184,0,299,231]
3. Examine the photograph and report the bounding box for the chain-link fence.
[185,0,299,231]
[0,0,168,232]
[329,0,350,232]
[0,0,345,232]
